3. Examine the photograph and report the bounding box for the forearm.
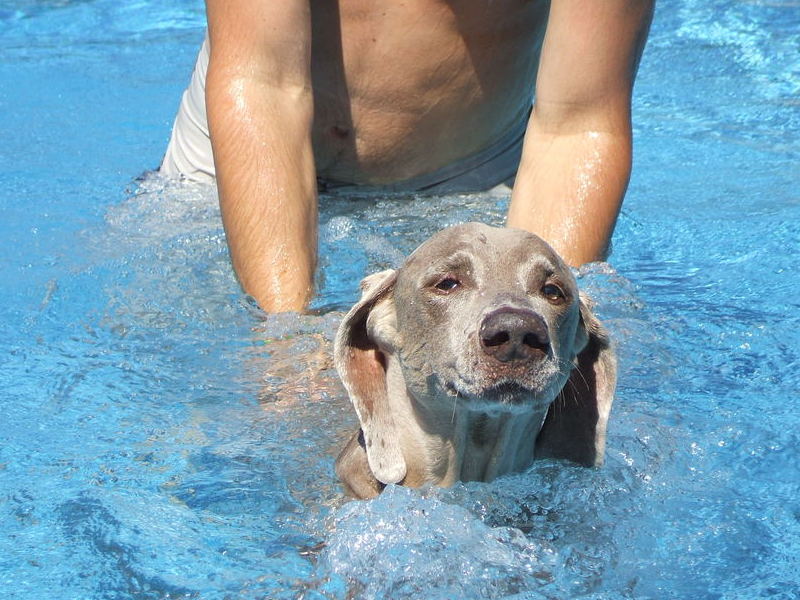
[207,70,317,312]
[507,109,632,266]
[509,0,652,266]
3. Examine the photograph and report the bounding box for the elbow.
[531,92,632,139]
[205,59,314,129]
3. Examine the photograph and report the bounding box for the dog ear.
[334,269,407,485]
[535,293,617,467]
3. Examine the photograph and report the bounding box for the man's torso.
[309,0,550,184]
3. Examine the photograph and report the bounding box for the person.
[161,0,654,313]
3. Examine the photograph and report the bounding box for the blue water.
[1,1,799,598]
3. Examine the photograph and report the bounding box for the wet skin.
[308,0,549,184]
[205,0,654,311]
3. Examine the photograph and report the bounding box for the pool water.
[1,1,799,598]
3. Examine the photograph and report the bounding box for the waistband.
[317,111,529,196]
[162,33,529,194]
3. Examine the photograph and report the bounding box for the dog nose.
[479,308,550,362]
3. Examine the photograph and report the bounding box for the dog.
[334,223,616,499]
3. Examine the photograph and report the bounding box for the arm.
[206,0,316,312]
[507,0,654,266]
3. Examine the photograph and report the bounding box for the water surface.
[1,1,799,598]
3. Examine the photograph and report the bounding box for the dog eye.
[542,283,565,303]
[434,277,460,292]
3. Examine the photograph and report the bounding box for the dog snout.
[479,308,550,363]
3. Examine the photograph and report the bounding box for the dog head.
[335,223,616,489]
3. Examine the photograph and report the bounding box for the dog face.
[335,223,616,498]
[391,223,585,414]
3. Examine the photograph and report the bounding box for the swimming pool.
[1,0,798,598]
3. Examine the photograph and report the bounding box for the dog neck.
[448,404,545,483]
[386,360,546,487]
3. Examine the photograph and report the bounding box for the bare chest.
[308,0,549,182]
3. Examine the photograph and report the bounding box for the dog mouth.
[445,380,535,404]
[442,380,552,416]
[441,351,563,403]
[482,381,531,400]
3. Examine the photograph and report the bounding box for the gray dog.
[334,223,616,499]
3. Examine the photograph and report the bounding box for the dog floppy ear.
[535,293,617,467]
[334,269,406,485]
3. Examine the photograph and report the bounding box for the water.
[1,1,799,598]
